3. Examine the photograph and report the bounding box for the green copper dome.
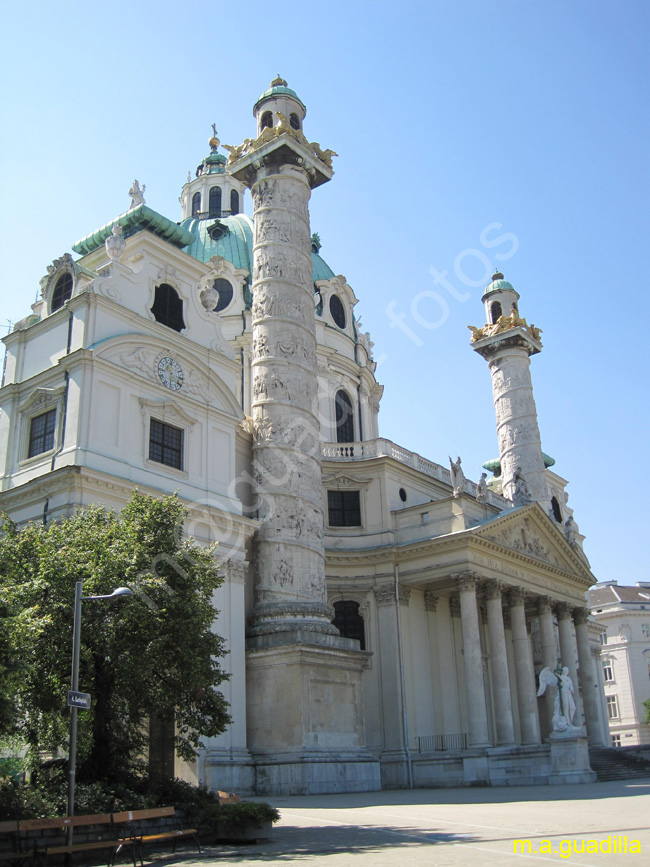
[179,213,334,289]
[483,270,519,298]
[253,76,306,115]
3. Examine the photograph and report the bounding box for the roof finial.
[209,124,220,152]
[271,74,287,87]
[492,269,504,281]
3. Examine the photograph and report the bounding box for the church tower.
[469,272,550,512]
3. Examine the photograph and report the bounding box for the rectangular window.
[600,632,607,645]
[149,419,183,470]
[602,660,614,682]
[606,695,619,720]
[611,734,621,747]
[642,623,650,639]
[28,409,56,457]
[327,490,361,527]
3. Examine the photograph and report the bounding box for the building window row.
[192,188,240,218]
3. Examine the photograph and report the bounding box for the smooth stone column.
[456,573,490,747]
[574,607,605,746]
[485,580,516,745]
[424,589,444,736]
[509,587,541,744]
[556,601,584,728]
[537,596,558,733]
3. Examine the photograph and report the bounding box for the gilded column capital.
[424,590,439,612]
[573,606,590,625]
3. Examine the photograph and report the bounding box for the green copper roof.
[253,78,306,115]
[179,213,335,285]
[483,270,519,298]
[482,453,556,476]
[72,205,194,256]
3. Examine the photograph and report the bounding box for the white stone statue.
[105,223,126,261]
[511,466,532,506]
[449,456,465,498]
[538,665,578,732]
[129,180,146,208]
[476,472,488,504]
[564,515,577,546]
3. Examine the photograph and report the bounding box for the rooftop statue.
[129,180,146,209]
[449,456,465,498]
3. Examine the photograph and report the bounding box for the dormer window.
[209,187,222,218]
[51,272,73,312]
[329,294,346,329]
[261,111,273,130]
[151,283,185,332]
[490,301,502,323]
[230,190,239,215]
[289,113,300,130]
[192,192,201,216]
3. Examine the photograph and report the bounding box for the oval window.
[329,294,346,329]
[212,278,233,312]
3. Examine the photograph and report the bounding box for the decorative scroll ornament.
[468,307,543,344]
[224,112,337,170]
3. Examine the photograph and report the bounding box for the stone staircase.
[588,746,650,781]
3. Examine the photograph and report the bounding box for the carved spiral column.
[574,607,605,746]
[456,573,490,747]
[556,601,584,728]
[509,587,541,744]
[484,580,516,745]
[245,162,335,637]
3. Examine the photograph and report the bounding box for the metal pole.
[66,582,82,844]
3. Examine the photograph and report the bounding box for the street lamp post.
[67,582,132,841]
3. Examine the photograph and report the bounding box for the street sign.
[67,690,91,710]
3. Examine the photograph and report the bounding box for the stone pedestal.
[547,731,596,785]
[245,633,380,794]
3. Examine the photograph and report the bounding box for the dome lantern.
[253,76,307,138]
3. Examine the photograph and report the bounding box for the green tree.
[644,698,650,725]
[0,492,230,784]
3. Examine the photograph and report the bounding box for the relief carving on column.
[424,590,439,612]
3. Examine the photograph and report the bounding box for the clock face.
[157,356,183,390]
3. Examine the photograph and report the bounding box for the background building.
[0,80,607,794]
[589,581,650,746]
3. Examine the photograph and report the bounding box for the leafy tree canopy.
[0,492,230,783]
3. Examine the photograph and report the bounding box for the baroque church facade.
[0,79,609,794]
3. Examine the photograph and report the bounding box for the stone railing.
[416,733,469,753]
[322,438,508,508]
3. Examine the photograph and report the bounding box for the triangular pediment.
[469,502,594,581]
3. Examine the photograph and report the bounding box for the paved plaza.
[165,778,650,866]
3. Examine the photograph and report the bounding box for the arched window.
[151,283,185,332]
[261,111,273,129]
[332,600,365,649]
[329,294,346,328]
[551,496,563,523]
[208,187,222,217]
[51,272,73,311]
[335,390,354,443]
[490,300,502,323]
[230,189,239,215]
[192,192,201,216]
[289,113,300,130]
[212,278,233,312]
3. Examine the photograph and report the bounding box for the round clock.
[157,356,183,390]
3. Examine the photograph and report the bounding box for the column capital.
[455,571,480,593]
[536,595,553,616]
[374,584,411,606]
[555,601,573,620]
[424,590,439,612]
[225,558,248,585]
[573,606,590,625]
[509,586,527,606]
[484,579,505,600]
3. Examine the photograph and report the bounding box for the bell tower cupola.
[253,76,307,137]
[180,125,246,220]
[469,272,550,513]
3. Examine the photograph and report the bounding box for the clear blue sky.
[1,1,648,584]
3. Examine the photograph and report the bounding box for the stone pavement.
[158,778,650,866]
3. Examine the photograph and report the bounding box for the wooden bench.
[111,808,200,867]
[0,821,32,866]
[15,815,137,867]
